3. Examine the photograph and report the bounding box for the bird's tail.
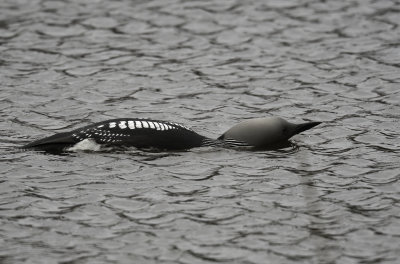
[22,132,78,152]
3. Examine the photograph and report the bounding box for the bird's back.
[23,118,211,152]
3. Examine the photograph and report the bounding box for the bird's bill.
[294,121,321,135]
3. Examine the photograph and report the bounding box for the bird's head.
[218,117,321,148]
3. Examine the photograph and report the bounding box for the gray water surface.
[1,0,400,263]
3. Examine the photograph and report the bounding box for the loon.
[22,117,321,152]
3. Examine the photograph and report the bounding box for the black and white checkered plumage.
[23,118,221,152]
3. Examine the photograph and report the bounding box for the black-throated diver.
[22,117,321,152]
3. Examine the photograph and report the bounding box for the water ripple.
[1,0,400,263]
